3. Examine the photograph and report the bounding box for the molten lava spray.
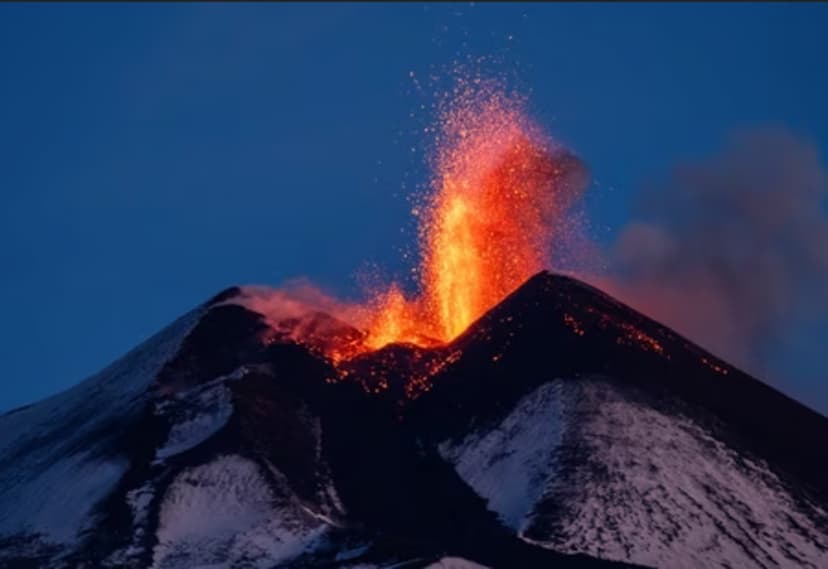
[235,73,589,363]
[363,76,584,349]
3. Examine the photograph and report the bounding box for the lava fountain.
[239,74,586,362]
[362,76,585,349]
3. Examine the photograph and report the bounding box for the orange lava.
[361,77,581,350]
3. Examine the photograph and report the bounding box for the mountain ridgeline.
[0,272,826,569]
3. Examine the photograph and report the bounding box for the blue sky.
[1,3,827,413]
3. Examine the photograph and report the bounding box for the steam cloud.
[607,128,828,380]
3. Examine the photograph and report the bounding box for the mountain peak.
[1,274,826,568]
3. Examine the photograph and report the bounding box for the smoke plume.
[608,128,828,379]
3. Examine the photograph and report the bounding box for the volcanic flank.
[1,272,827,569]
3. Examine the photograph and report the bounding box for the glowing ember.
[363,75,583,349]
[563,313,586,336]
[701,357,730,375]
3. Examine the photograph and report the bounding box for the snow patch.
[154,370,246,461]
[152,454,327,569]
[423,558,491,569]
[334,543,372,561]
[442,377,828,569]
[439,381,565,530]
[0,451,128,542]
[531,379,828,569]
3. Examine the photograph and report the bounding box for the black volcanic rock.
[154,304,269,394]
[0,274,826,569]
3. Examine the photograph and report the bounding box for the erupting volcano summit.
[1,76,827,569]
[359,76,585,351]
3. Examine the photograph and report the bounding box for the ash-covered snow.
[438,381,565,529]
[155,368,247,462]
[0,450,128,543]
[105,480,158,562]
[151,454,328,569]
[126,482,155,528]
[334,543,372,562]
[0,307,204,545]
[441,378,828,569]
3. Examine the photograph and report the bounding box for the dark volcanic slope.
[409,272,828,499]
[1,272,826,569]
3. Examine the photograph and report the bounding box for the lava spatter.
[363,74,585,350]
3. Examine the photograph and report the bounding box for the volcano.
[1,272,826,569]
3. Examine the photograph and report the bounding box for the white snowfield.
[150,454,327,569]
[439,381,565,530]
[440,378,828,569]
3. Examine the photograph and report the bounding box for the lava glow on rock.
[360,76,584,351]
[241,73,586,364]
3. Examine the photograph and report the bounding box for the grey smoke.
[608,128,828,380]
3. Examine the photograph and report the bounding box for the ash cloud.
[607,128,828,380]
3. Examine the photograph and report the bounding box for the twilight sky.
[1,3,827,413]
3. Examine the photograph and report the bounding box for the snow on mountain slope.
[0,298,343,568]
[0,307,204,545]
[3,272,827,569]
[438,381,565,529]
[154,368,245,462]
[151,454,327,569]
[101,347,347,568]
[439,377,828,569]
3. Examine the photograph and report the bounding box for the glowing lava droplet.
[363,75,584,349]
